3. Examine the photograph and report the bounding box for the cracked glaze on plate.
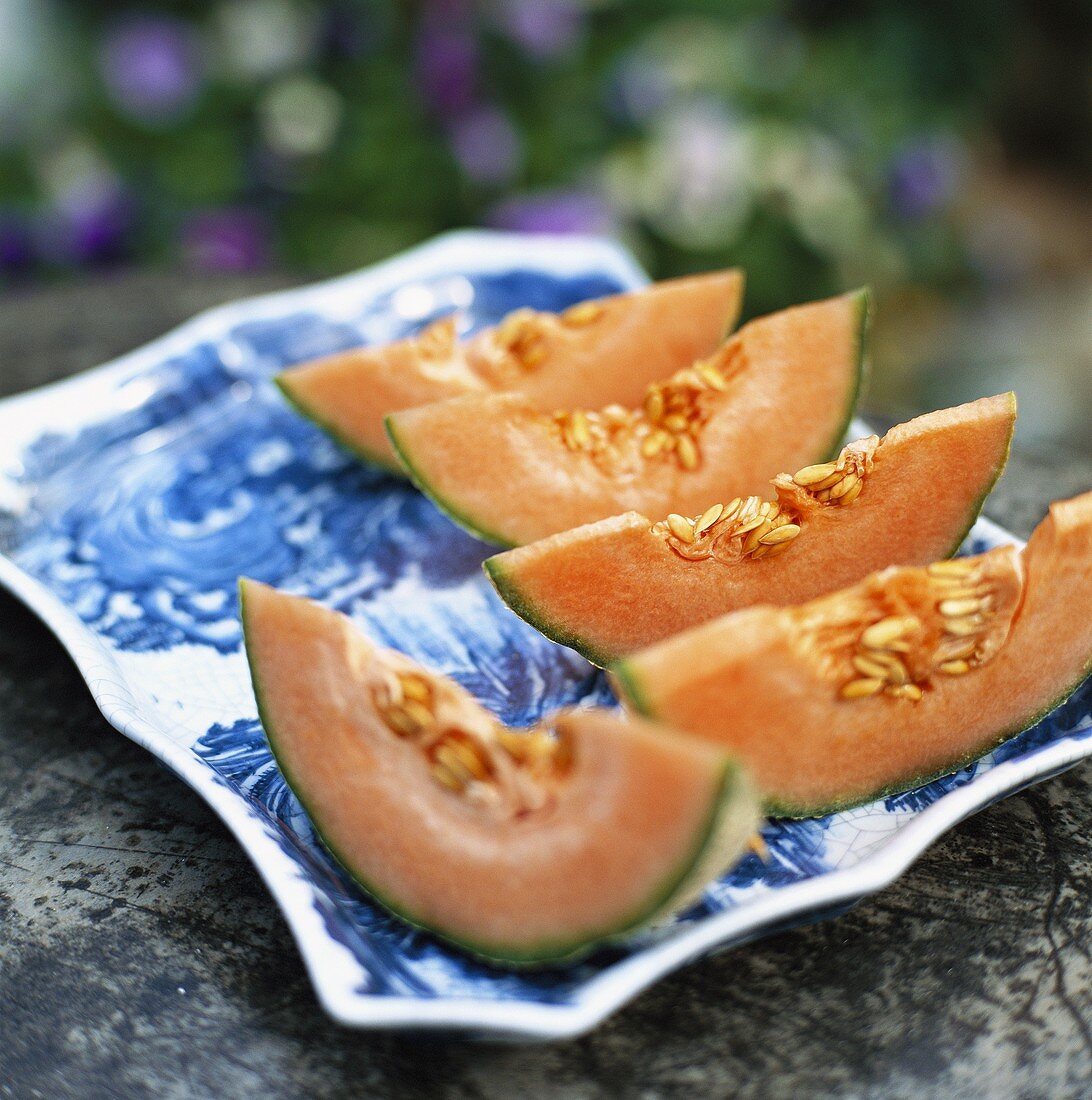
[0,231,1088,1040]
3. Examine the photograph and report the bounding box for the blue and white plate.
[0,232,1088,1040]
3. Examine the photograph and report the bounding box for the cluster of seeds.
[487,300,605,374]
[560,301,605,327]
[927,558,997,672]
[375,668,571,799]
[654,495,802,564]
[376,669,496,793]
[652,442,878,566]
[416,316,458,361]
[637,350,738,469]
[554,348,740,471]
[493,308,550,369]
[840,614,925,701]
[788,435,878,506]
[839,559,997,703]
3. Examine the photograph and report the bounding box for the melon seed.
[869,652,910,683]
[432,760,464,791]
[442,737,491,781]
[861,616,919,649]
[837,479,864,505]
[399,673,431,703]
[792,462,838,487]
[676,434,700,470]
[742,521,774,555]
[830,472,860,500]
[641,430,669,458]
[944,617,985,637]
[695,503,723,535]
[852,654,892,680]
[928,559,976,577]
[667,514,696,543]
[759,523,800,546]
[938,659,971,675]
[385,707,423,737]
[939,597,989,617]
[563,301,604,325]
[841,678,884,699]
[696,361,728,390]
[569,410,591,448]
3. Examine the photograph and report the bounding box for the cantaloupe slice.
[386,290,868,546]
[485,394,1015,665]
[276,270,744,472]
[240,579,760,964]
[614,490,1092,817]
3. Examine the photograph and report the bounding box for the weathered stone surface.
[0,272,1088,1098]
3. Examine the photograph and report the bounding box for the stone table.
[0,271,1089,1099]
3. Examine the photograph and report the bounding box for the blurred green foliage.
[0,0,1081,315]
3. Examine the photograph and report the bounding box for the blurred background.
[0,0,1088,448]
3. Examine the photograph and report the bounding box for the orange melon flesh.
[276,270,743,472]
[614,490,1092,817]
[387,290,868,546]
[240,579,760,964]
[484,394,1015,665]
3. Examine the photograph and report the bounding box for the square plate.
[0,231,1088,1040]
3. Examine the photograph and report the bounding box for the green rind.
[389,289,872,552]
[385,414,518,548]
[240,579,754,965]
[274,372,406,476]
[615,646,1092,822]
[828,287,871,457]
[482,554,618,667]
[487,379,1012,676]
[645,760,761,923]
[610,659,656,726]
[941,390,1017,560]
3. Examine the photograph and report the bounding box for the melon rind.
[239,580,761,965]
[275,373,404,475]
[762,669,1091,818]
[612,494,1092,819]
[387,290,872,549]
[484,392,1015,667]
[275,269,745,476]
[385,414,519,548]
[483,548,621,666]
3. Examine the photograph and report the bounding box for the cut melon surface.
[240,579,760,964]
[485,394,1015,665]
[276,270,744,472]
[614,490,1092,817]
[387,290,869,546]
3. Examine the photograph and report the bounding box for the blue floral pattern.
[0,232,1087,1030]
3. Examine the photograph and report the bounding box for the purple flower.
[99,16,204,125]
[414,20,479,116]
[182,209,271,272]
[496,0,584,59]
[888,139,962,219]
[489,189,615,235]
[448,105,523,186]
[39,180,135,266]
[0,213,34,273]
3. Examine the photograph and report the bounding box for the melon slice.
[614,490,1092,817]
[276,270,744,472]
[240,579,760,964]
[386,290,869,546]
[484,394,1015,665]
